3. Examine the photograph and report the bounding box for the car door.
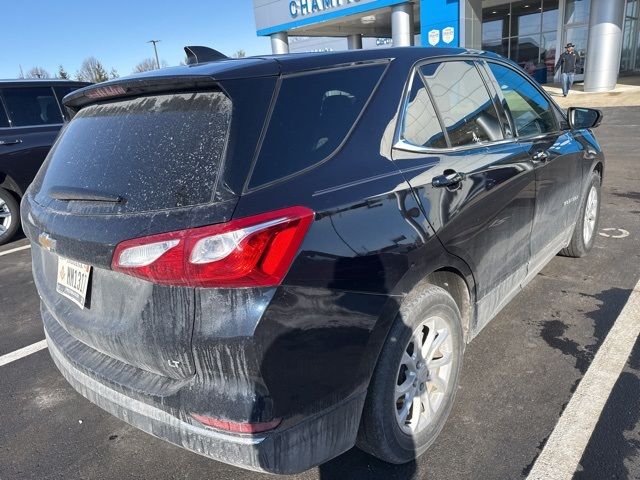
[0,86,64,195]
[483,61,585,277]
[392,59,537,333]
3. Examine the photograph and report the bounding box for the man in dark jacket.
[555,43,580,97]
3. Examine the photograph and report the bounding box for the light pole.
[147,40,161,69]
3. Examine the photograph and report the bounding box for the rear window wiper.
[48,186,125,204]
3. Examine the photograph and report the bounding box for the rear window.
[248,63,386,189]
[36,91,231,213]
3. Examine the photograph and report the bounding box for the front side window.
[249,63,386,189]
[487,62,558,137]
[1,87,63,126]
[421,61,504,147]
[400,71,447,148]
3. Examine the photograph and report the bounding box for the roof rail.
[184,46,229,65]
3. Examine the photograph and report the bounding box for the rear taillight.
[112,206,314,288]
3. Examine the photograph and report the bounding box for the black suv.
[0,79,89,244]
[22,47,604,474]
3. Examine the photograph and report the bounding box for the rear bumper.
[46,330,365,474]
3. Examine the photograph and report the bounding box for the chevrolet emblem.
[38,233,56,252]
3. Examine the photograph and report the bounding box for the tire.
[0,188,20,246]
[357,284,464,464]
[560,170,601,258]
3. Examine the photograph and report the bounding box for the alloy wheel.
[395,315,453,435]
[0,198,11,236]
[583,186,598,245]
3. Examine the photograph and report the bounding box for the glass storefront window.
[564,0,591,25]
[511,0,542,37]
[541,31,558,78]
[621,0,640,73]
[621,18,636,71]
[541,0,559,32]
[482,5,511,41]
[636,30,640,72]
[562,0,590,79]
[511,35,549,84]
[482,0,560,83]
[564,27,588,74]
[481,0,580,82]
[482,38,509,58]
[511,36,541,72]
[483,19,506,42]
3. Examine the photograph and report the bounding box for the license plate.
[56,257,92,309]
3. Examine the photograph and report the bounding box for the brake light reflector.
[112,206,314,288]
[190,414,282,434]
[85,84,127,99]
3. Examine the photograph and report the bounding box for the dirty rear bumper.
[45,330,365,474]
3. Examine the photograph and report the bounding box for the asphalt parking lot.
[1,106,639,480]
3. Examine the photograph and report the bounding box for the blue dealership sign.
[420,0,459,48]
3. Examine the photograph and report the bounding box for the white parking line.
[527,279,640,480]
[0,244,31,257]
[0,340,47,367]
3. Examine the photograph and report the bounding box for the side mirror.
[567,107,603,129]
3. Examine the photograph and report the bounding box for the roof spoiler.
[62,75,220,111]
[184,46,228,65]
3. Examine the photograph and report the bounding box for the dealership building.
[253,0,640,92]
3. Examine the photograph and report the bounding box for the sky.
[0,0,272,79]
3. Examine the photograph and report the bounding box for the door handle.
[531,150,549,163]
[0,139,22,146]
[432,170,465,188]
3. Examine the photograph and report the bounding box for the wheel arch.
[368,252,477,376]
[391,247,477,343]
[593,160,603,182]
[0,172,24,199]
[422,268,474,342]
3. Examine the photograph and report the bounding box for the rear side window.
[36,91,232,213]
[421,61,504,147]
[248,63,386,189]
[486,62,558,137]
[400,71,447,148]
[0,102,8,128]
[54,86,83,120]
[1,87,63,126]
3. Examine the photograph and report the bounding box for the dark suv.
[22,47,604,474]
[0,79,89,244]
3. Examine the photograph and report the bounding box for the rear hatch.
[23,77,259,380]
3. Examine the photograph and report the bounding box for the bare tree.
[57,65,70,79]
[133,57,167,73]
[26,66,51,79]
[233,49,246,58]
[133,58,158,73]
[76,57,109,83]
[109,68,120,79]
